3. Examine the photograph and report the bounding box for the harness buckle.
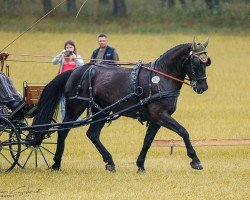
[135,86,143,96]
[190,80,197,88]
[136,60,144,67]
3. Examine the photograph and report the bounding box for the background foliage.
[0,0,249,34]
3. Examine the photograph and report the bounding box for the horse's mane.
[154,43,191,67]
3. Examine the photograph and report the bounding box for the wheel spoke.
[39,148,50,168]
[19,147,29,154]
[1,117,56,170]
[0,117,21,172]
[1,134,18,144]
[22,150,33,168]
[0,125,9,133]
[1,137,15,144]
[41,142,57,145]
[35,150,38,168]
[40,145,55,155]
[0,152,13,166]
[21,132,28,137]
[0,126,13,133]
[1,147,18,153]
[1,141,19,146]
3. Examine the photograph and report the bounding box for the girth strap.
[130,62,142,94]
[130,62,144,124]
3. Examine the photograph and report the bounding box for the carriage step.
[9,102,31,119]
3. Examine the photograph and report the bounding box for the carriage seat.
[23,82,45,117]
[8,82,45,120]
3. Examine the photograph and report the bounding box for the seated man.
[0,52,24,112]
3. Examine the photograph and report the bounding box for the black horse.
[30,38,211,172]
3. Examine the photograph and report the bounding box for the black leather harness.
[68,62,180,124]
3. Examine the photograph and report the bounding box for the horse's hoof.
[190,161,203,170]
[137,167,145,173]
[50,164,60,171]
[105,164,116,172]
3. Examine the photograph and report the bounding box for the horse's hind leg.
[157,113,203,170]
[51,129,70,170]
[136,122,160,172]
[51,101,88,171]
[86,120,115,172]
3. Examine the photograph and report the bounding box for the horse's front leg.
[136,122,160,172]
[157,113,203,170]
[86,120,115,172]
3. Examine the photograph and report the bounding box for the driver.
[0,52,24,111]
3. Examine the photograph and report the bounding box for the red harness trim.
[141,65,191,86]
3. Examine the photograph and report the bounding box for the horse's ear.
[203,38,209,48]
[192,37,198,50]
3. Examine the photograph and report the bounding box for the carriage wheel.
[15,120,58,170]
[0,116,21,172]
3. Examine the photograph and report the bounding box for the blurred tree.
[180,0,187,8]
[205,0,220,9]
[99,0,109,4]
[0,0,23,14]
[113,0,127,17]
[67,0,77,14]
[164,0,175,8]
[43,0,52,13]
[161,0,220,9]
[161,0,187,9]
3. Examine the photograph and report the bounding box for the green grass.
[0,32,249,199]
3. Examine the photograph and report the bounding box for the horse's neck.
[155,45,190,73]
[154,45,190,90]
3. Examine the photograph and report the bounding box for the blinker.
[193,51,209,64]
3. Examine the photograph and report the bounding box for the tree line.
[161,0,220,10]
[43,0,220,17]
[1,0,221,18]
[43,0,127,17]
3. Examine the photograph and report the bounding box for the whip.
[0,0,67,53]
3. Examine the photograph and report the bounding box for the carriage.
[0,82,53,172]
[0,39,211,173]
[0,80,127,172]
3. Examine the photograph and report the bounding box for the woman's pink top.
[58,60,77,74]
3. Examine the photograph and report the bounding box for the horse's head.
[183,38,211,94]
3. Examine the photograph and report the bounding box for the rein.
[5,50,207,88]
[141,65,191,86]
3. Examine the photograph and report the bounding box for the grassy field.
[0,32,249,199]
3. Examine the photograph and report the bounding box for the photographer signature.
[0,186,41,198]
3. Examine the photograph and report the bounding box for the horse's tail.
[32,70,72,126]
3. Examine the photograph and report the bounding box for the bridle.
[182,50,209,88]
[141,50,209,88]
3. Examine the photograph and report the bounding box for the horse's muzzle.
[194,85,208,94]
[197,88,205,94]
